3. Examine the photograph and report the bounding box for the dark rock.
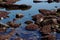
[25,23,39,31]
[47,0,53,3]
[24,20,33,24]
[16,14,24,18]
[57,8,60,13]
[0,4,32,10]
[33,0,42,3]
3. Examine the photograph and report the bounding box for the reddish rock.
[25,23,39,31]
[7,21,21,28]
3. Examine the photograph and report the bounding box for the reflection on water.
[0,0,60,40]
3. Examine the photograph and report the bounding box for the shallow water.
[0,0,60,40]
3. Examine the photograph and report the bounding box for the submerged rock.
[7,21,21,28]
[24,20,33,24]
[25,23,39,31]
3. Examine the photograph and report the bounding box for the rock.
[7,21,21,28]
[39,24,51,34]
[0,4,32,10]
[16,14,24,19]
[39,9,56,15]
[32,14,44,21]
[47,0,53,3]
[25,23,39,31]
[33,0,42,3]
[24,20,33,24]
[57,8,60,13]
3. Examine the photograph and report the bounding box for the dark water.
[0,0,60,40]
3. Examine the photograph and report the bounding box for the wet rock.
[25,23,39,31]
[24,20,33,24]
[7,21,21,28]
[0,11,9,20]
[39,9,56,15]
[16,14,24,19]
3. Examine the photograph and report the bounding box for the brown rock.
[25,23,39,31]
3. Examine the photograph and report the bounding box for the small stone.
[16,14,24,18]
[24,20,33,24]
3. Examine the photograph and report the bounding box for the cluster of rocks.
[33,0,60,3]
[25,8,60,40]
